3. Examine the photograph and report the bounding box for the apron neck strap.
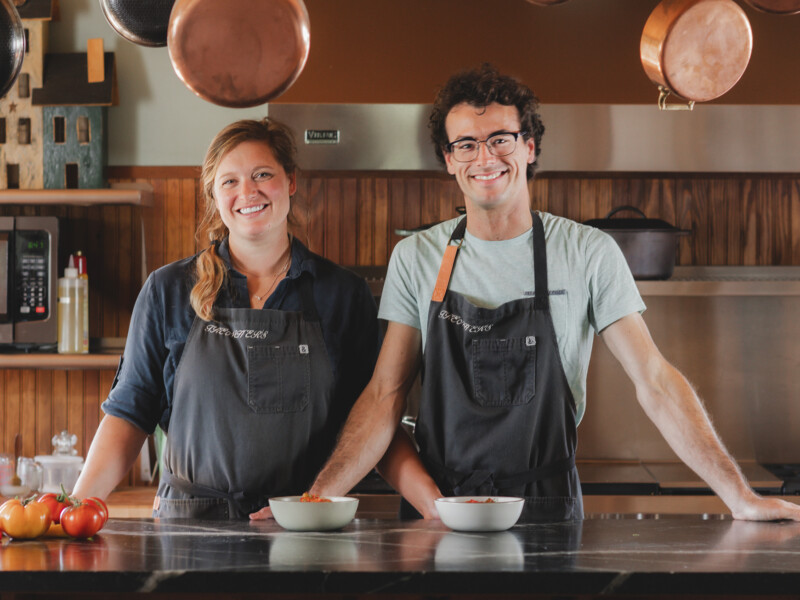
[431,212,550,308]
[531,211,549,310]
[431,217,466,302]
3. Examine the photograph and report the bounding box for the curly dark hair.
[429,64,544,180]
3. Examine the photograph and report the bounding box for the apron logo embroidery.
[526,336,536,346]
[204,324,269,339]
[299,344,309,354]
[438,309,493,333]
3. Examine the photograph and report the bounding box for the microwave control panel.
[14,230,50,322]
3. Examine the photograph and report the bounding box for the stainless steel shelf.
[637,266,800,296]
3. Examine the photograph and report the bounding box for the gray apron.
[155,274,335,519]
[408,212,583,523]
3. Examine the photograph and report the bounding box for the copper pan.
[167,0,310,108]
[742,0,800,13]
[640,0,752,109]
[524,0,570,5]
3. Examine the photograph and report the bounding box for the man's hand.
[730,495,800,522]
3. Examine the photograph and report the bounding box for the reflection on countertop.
[2,516,800,597]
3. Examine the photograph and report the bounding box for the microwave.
[0,216,58,350]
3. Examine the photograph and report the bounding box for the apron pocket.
[472,337,537,407]
[247,344,310,413]
[154,497,230,519]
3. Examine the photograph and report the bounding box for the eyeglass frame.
[444,131,529,163]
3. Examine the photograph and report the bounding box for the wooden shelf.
[0,352,121,370]
[0,183,153,207]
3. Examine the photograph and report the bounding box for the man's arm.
[72,414,149,500]
[601,312,800,521]
[309,321,425,498]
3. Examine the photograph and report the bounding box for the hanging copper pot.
[167,0,310,108]
[640,0,752,109]
[742,0,800,13]
[524,0,570,5]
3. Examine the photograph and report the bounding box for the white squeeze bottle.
[57,257,88,354]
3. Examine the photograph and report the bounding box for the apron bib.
[155,274,335,519]
[412,212,583,523]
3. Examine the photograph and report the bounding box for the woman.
[72,118,380,519]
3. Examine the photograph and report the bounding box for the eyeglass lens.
[450,133,520,162]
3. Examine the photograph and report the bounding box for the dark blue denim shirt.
[102,237,380,434]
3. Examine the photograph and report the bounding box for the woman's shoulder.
[146,252,200,294]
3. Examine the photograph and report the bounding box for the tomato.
[0,498,52,540]
[60,502,104,539]
[85,497,109,524]
[36,491,72,524]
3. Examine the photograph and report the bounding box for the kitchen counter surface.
[2,515,800,598]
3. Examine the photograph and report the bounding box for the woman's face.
[213,140,296,243]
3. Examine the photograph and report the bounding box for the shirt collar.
[217,236,317,280]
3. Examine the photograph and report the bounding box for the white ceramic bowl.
[269,496,359,531]
[435,496,525,532]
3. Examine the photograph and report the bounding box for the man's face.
[443,102,536,213]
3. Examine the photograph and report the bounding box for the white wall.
[48,0,269,166]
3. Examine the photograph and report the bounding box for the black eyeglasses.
[445,131,528,162]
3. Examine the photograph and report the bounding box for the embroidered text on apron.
[155,274,335,519]
[411,212,583,522]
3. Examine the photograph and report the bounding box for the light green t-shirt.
[378,211,646,424]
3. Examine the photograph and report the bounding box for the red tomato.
[60,502,105,539]
[36,492,72,524]
[85,497,109,524]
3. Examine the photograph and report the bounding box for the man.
[307,64,800,522]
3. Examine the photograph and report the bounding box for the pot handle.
[605,205,648,220]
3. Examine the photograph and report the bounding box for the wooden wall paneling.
[67,370,84,453]
[421,178,440,229]
[724,179,743,265]
[119,204,137,335]
[389,178,407,256]
[82,371,100,459]
[741,179,759,266]
[100,205,118,337]
[357,178,374,266]
[707,179,726,266]
[164,179,183,265]
[146,178,166,273]
[2,371,21,455]
[323,178,342,264]
[193,177,205,255]
[180,178,197,260]
[52,371,68,439]
[35,370,52,456]
[404,177,422,236]
[305,177,325,255]
[768,179,792,266]
[374,178,389,266]
[21,370,36,458]
[291,175,309,246]
[341,178,358,266]
[792,179,800,264]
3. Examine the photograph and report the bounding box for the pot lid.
[583,206,681,231]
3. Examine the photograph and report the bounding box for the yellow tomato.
[0,498,52,540]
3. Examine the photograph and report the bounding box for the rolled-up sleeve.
[102,273,170,434]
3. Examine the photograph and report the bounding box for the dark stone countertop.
[2,515,800,597]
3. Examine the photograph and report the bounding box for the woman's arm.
[71,414,149,501]
[377,427,442,519]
